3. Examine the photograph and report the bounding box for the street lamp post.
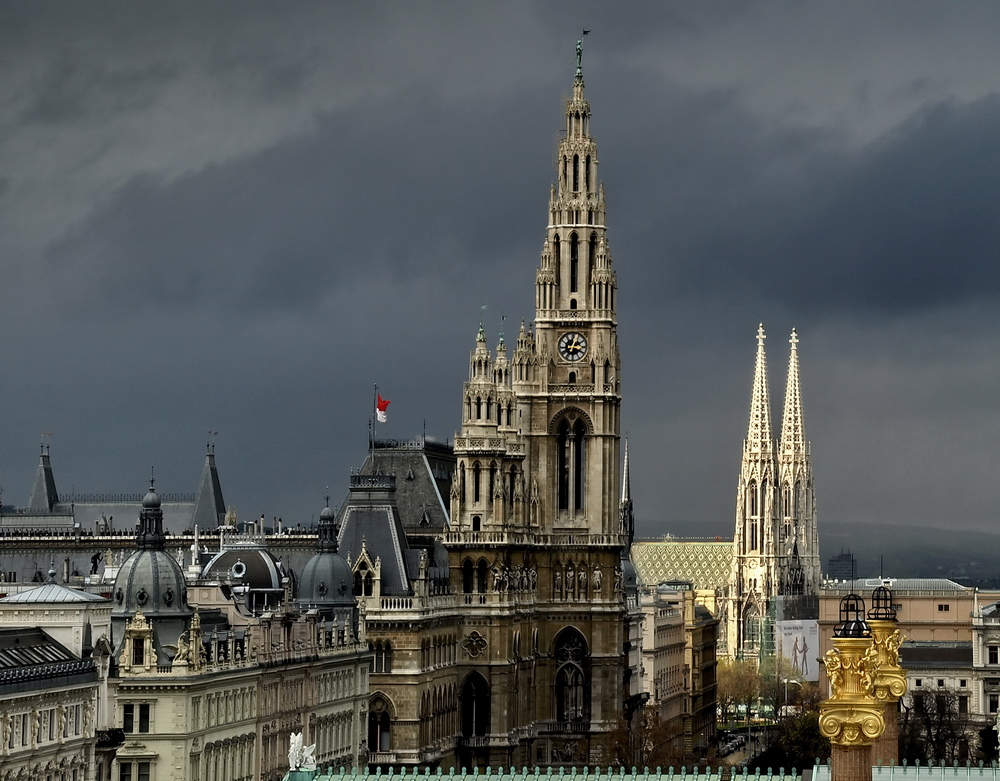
[783,678,803,717]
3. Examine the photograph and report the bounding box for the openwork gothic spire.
[745,324,773,452]
[779,329,806,456]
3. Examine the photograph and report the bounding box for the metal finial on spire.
[477,304,487,341]
[149,466,155,491]
[757,323,766,346]
[498,313,507,346]
[576,39,583,78]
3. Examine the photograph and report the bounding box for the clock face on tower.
[558,332,588,362]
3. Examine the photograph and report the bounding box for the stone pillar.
[819,635,885,781]
[869,619,906,765]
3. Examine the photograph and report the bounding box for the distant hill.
[821,522,1000,586]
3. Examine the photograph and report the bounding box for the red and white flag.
[376,393,391,423]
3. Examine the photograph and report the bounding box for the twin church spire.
[729,324,819,659]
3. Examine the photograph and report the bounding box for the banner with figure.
[776,619,819,682]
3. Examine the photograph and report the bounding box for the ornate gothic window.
[462,559,474,593]
[370,641,393,673]
[477,559,488,593]
[473,462,481,503]
[460,673,491,737]
[554,629,589,722]
[368,695,392,751]
[573,154,580,191]
[570,233,579,292]
[585,155,591,191]
[743,607,760,652]
[557,417,587,513]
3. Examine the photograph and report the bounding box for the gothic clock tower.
[448,43,626,768]
[513,51,621,536]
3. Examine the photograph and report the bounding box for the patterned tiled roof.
[631,540,733,590]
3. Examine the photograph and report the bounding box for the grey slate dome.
[299,550,355,609]
[113,549,190,618]
[201,548,284,591]
[298,499,356,614]
[111,477,192,663]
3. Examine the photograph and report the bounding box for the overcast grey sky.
[3,2,1000,537]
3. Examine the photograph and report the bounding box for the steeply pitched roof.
[361,439,453,532]
[337,474,412,595]
[28,447,59,512]
[192,446,227,528]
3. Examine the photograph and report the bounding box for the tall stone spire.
[779,330,805,456]
[746,324,774,453]
[729,325,779,660]
[777,329,820,597]
[619,438,634,545]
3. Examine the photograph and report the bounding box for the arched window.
[460,465,466,504]
[472,515,481,532]
[558,420,570,511]
[475,396,482,420]
[585,155,591,191]
[782,483,790,517]
[477,559,488,593]
[554,629,589,723]
[508,467,516,506]
[354,571,364,597]
[573,154,579,191]
[557,416,588,514]
[462,560,474,593]
[489,463,496,501]
[794,480,802,516]
[460,673,491,737]
[570,233,579,292]
[749,480,758,517]
[486,397,492,421]
[473,463,481,503]
[569,298,577,310]
[744,607,760,651]
[572,419,585,511]
[368,695,392,752]
[568,371,576,384]
[364,572,374,596]
[588,232,597,282]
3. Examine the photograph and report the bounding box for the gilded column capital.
[869,620,906,702]
[819,636,885,747]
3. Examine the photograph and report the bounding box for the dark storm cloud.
[5,2,1000,541]
[19,50,180,126]
[41,87,556,315]
[605,86,1000,322]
